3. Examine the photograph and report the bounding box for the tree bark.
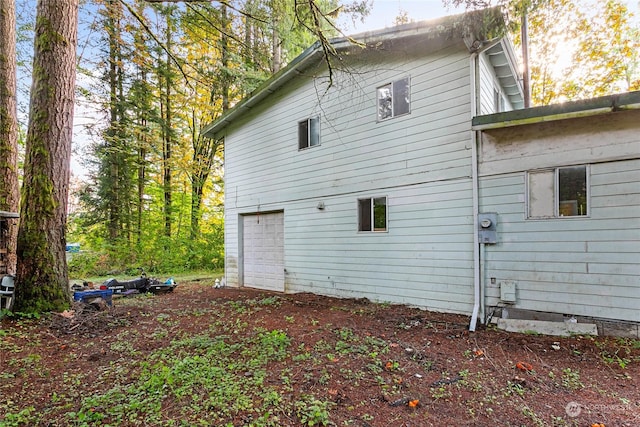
[14,0,78,313]
[163,18,173,238]
[0,0,20,273]
[107,0,121,240]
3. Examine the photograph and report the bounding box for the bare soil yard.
[1,280,639,426]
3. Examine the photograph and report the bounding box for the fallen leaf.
[408,399,419,408]
[516,361,533,371]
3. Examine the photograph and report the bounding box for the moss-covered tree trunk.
[0,0,20,273]
[14,0,78,313]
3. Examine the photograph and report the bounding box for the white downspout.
[469,50,481,332]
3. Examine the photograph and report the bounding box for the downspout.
[469,50,481,332]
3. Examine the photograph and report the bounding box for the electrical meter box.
[478,212,498,244]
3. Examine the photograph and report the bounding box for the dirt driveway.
[1,280,639,426]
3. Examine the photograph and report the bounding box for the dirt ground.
[1,280,639,426]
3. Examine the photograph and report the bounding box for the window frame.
[357,196,388,233]
[298,116,320,150]
[526,165,590,219]
[376,76,411,122]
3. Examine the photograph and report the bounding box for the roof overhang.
[203,7,507,140]
[472,90,640,130]
[481,38,524,109]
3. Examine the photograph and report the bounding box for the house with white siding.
[473,92,640,337]
[203,8,640,336]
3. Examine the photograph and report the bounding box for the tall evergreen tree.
[0,0,20,272]
[14,0,79,312]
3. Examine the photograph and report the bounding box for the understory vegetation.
[66,219,224,277]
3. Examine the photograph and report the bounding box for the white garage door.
[242,212,284,292]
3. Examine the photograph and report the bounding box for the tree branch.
[119,0,193,88]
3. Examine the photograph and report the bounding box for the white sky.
[342,0,465,32]
[344,0,639,33]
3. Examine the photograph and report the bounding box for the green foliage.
[294,395,334,426]
[0,406,38,426]
[560,368,583,390]
[595,337,640,369]
[68,215,224,276]
[62,327,294,426]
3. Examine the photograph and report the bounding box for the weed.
[318,369,331,385]
[336,327,354,341]
[521,406,545,427]
[561,368,583,390]
[294,395,333,426]
[597,339,638,369]
[151,327,169,339]
[430,385,452,400]
[257,296,281,307]
[505,381,526,397]
[227,300,249,314]
[550,415,570,426]
[1,406,39,426]
[293,344,312,361]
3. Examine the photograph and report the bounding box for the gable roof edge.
[203,7,507,139]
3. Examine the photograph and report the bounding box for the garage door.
[242,212,284,292]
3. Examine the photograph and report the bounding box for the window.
[527,165,589,218]
[377,77,410,121]
[358,197,387,232]
[298,117,320,149]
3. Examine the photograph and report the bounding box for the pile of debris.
[49,302,137,338]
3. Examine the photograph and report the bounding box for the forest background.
[9,0,640,280]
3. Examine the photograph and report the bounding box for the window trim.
[376,76,411,122]
[357,196,388,233]
[298,116,320,150]
[526,165,590,219]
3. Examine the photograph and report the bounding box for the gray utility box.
[478,212,498,244]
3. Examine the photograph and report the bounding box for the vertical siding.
[479,159,640,322]
[224,40,478,313]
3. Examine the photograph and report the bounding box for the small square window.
[298,117,320,149]
[377,77,410,121]
[527,165,589,218]
[358,197,387,232]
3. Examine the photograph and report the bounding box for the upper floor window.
[298,117,320,149]
[377,77,410,121]
[358,197,387,232]
[527,165,589,218]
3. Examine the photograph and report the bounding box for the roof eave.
[203,7,506,139]
[472,90,640,130]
